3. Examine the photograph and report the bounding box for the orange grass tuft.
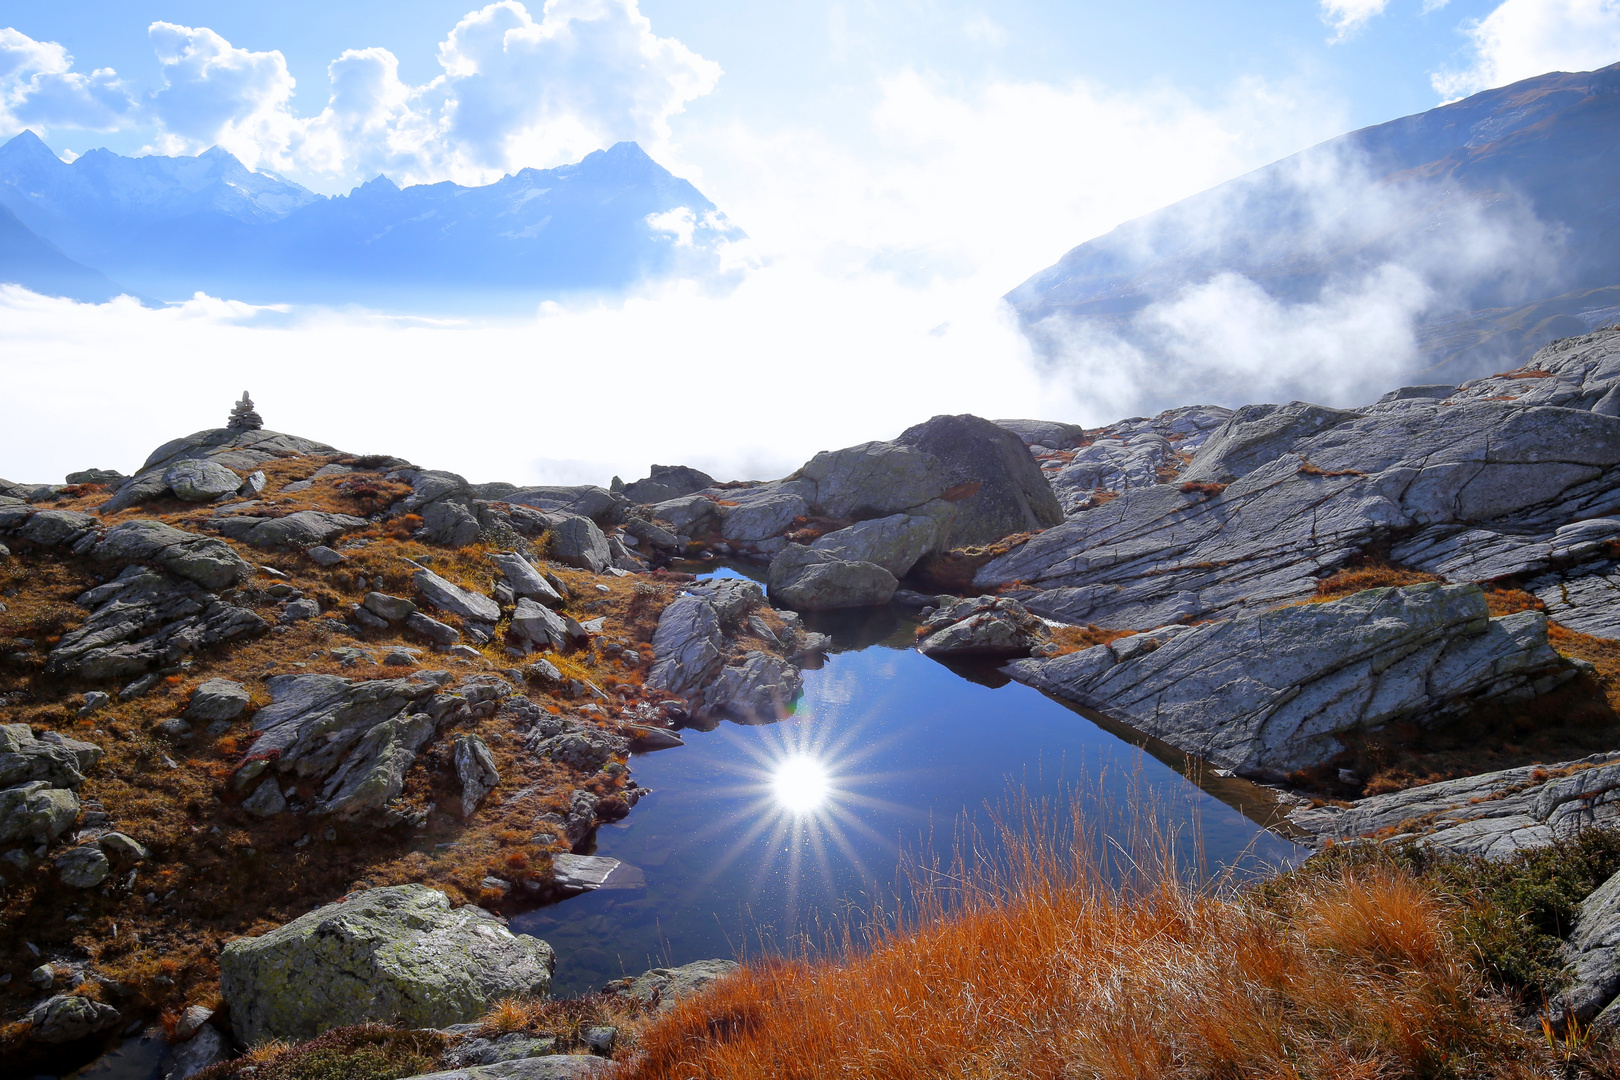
[622,810,1545,1080]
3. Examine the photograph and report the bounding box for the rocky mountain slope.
[1010,61,1620,382]
[11,330,1620,1074]
[0,134,737,310]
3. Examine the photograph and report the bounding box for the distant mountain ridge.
[1009,62,1620,382]
[0,133,738,310]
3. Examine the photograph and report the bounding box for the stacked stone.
[228,392,263,432]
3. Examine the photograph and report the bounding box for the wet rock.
[0,781,80,844]
[604,958,740,1011]
[700,652,803,725]
[767,545,897,611]
[219,883,555,1045]
[55,844,111,888]
[184,679,250,722]
[1288,752,1620,859]
[1009,583,1574,780]
[916,596,1050,658]
[454,734,499,818]
[546,514,612,574]
[163,1024,228,1080]
[644,596,723,699]
[895,413,1063,546]
[489,552,564,607]
[92,520,253,591]
[164,460,242,502]
[414,567,501,623]
[26,993,122,1043]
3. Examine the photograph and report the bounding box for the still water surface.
[516,569,1303,996]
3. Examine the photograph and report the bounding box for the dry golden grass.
[620,809,1564,1080]
[1311,563,1444,601]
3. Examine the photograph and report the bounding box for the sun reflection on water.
[772,754,832,814]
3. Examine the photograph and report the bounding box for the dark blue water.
[516,569,1303,996]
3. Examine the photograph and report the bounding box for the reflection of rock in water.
[928,656,1013,689]
[801,604,915,651]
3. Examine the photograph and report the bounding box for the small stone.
[241,779,287,818]
[185,679,250,721]
[383,649,418,667]
[449,644,482,660]
[307,545,345,567]
[174,1004,214,1041]
[120,673,162,700]
[281,598,320,622]
[204,721,233,739]
[525,659,563,684]
[30,964,55,988]
[583,1026,617,1054]
[99,832,151,862]
[152,718,193,741]
[238,471,267,497]
[406,611,461,646]
[55,844,111,888]
[362,592,417,622]
[77,691,111,717]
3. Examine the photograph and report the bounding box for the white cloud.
[138,1,719,188]
[1320,0,1391,41]
[1433,0,1620,98]
[0,27,138,136]
[145,23,301,171]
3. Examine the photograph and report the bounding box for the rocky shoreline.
[7,329,1620,1074]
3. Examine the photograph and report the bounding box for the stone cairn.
[228,391,263,432]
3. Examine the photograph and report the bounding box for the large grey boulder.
[184,678,250,721]
[510,598,570,651]
[55,844,111,887]
[505,485,626,526]
[645,596,724,699]
[164,460,242,502]
[648,494,720,534]
[419,500,481,548]
[414,567,501,623]
[546,515,611,574]
[767,545,897,611]
[18,509,97,547]
[93,520,253,590]
[810,504,952,578]
[682,578,765,628]
[214,509,368,551]
[720,486,811,544]
[1288,753,1620,860]
[220,884,555,1045]
[895,413,1063,546]
[799,441,950,520]
[1008,583,1574,780]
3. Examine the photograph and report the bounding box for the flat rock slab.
[1288,752,1620,860]
[220,884,555,1045]
[1008,582,1574,779]
[403,1057,610,1080]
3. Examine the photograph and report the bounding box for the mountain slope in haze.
[1009,62,1620,383]
[0,134,739,311]
[0,201,129,303]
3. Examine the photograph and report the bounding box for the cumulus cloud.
[138,1,718,187]
[0,27,137,137]
[1433,0,1620,98]
[1320,0,1391,41]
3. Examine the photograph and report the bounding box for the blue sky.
[2,1,1618,488]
